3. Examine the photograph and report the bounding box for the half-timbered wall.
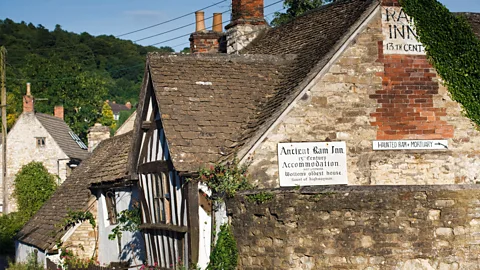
[136,80,193,269]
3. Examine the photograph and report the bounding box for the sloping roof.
[108,101,130,115]
[16,131,132,251]
[147,0,377,172]
[149,53,291,172]
[459,13,480,39]
[35,113,89,160]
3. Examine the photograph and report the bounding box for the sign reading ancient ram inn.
[382,6,425,55]
[278,142,347,186]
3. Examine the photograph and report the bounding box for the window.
[104,190,118,225]
[36,137,46,147]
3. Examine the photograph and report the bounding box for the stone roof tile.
[16,131,133,251]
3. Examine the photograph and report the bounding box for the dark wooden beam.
[139,223,188,233]
[187,181,200,266]
[141,120,152,130]
[137,161,172,174]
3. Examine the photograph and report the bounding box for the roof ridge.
[270,0,373,28]
[148,52,296,63]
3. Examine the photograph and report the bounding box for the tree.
[98,101,116,129]
[271,0,330,26]
[13,161,57,218]
[180,47,191,54]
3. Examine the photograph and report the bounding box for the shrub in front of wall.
[401,0,480,126]
[207,224,238,270]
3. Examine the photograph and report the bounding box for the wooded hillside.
[0,18,172,138]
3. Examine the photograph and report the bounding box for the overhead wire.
[4,0,229,53]
[8,0,286,82]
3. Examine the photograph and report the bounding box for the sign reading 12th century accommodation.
[382,6,425,55]
[278,142,347,187]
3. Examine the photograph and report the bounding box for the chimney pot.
[54,105,64,120]
[23,83,34,113]
[213,13,223,32]
[195,11,206,32]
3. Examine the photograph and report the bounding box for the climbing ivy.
[198,158,253,201]
[62,210,96,229]
[401,0,480,126]
[206,224,238,270]
[108,202,141,240]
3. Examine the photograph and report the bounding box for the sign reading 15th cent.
[277,142,347,187]
[382,7,425,55]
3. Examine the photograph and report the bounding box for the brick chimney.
[23,83,34,113]
[54,105,64,120]
[225,0,268,53]
[189,11,226,53]
[87,123,110,152]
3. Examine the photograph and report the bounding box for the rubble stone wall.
[227,185,480,270]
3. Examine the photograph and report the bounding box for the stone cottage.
[15,131,143,267]
[131,0,480,268]
[0,83,89,213]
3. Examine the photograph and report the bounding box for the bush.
[13,161,57,217]
[0,212,27,255]
[207,224,238,270]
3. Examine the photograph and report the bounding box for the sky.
[1,0,480,51]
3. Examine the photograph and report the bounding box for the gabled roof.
[17,131,132,251]
[145,0,378,172]
[148,53,291,172]
[35,113,89,160]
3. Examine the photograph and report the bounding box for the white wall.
[198,183,212,269]
[96,186,145,266]
[15,241,46,267]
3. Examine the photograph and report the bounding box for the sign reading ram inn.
[278,142,347,187]
[382,6,425,55]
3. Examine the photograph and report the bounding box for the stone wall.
[247,7,480,187]
[63,197,98,260]
[227,185,480,270]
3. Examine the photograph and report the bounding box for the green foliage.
[13,161,57,218]
[6,251,43,270]
[108,201,141,240]
[246,191,275,204]
[207,224,238,270]
[0,19,169,138]
[271,0,330,26]
[198,159,253,201]
[180,47,191,54]
[98,101,116,129]
[401,0,480,126]
[114,108,135,132]
[62,210,96,229]
[0,212,28,255]
[60,248,94,268]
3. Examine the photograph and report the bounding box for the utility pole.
[0,46,7,214]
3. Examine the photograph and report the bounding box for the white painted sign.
[373,140,448,150]
[277,142,348,187]
[382,7,425,55]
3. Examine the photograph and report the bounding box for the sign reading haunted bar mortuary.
[373,140,448,150]
[382,6,425,55]
[277,142,347,187]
